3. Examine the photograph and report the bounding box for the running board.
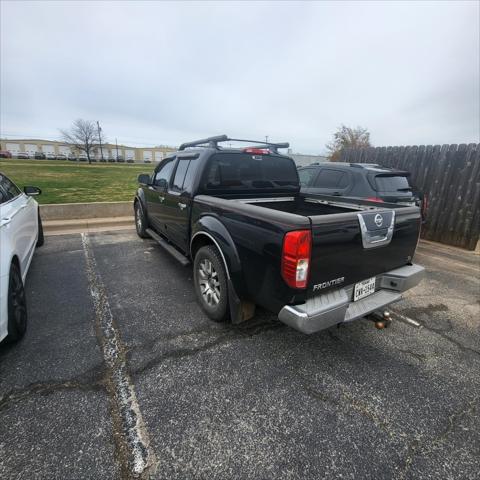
[146,228,191,266]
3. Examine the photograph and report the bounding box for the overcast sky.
[1,1,478,154]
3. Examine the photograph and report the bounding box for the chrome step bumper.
[278,264,425,334]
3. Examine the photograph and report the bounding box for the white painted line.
[81,233,156,476]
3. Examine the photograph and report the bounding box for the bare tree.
[60,119,106,164]
[326,125,371,161]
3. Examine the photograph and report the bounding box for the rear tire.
[5,262,27,343]
[134,201,149,238]
[36,213,44,247]
[194,246,229,323]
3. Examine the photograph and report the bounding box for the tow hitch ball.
[369,310,391,329]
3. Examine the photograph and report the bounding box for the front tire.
[5,262,27,343]
[134,201,149,238]
[194,246,229,323]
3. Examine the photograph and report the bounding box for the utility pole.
[115,138,119,160]
[97,121,104,161]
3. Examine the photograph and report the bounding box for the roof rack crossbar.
[178,135,290,153]
[179,135,229,151]
[227,138,289,153]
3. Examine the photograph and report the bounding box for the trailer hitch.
[368,310,392,329]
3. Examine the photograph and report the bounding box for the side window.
[0,174,21,200]
[171,159,190,192]
[337,172,350,189]
[182,159,198,192]
[154,159,175,187]
[0,184,6,204]
[298,168,317,186]
[313,169,346,189]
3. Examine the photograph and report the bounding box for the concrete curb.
[44,216,134,236]
[40,201,132,221]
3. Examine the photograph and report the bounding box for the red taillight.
[281,230,312,289]
[366,197,384,203]
[243,147,270,155]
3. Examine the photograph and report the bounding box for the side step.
[146,228,191,266]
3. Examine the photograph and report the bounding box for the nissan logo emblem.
[374,214,383,227]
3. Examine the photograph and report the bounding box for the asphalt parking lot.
[1,230,479,480]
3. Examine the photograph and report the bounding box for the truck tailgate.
[307,206,421,298]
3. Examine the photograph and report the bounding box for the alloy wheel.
[135,205,142,231]
[198,259,221,306]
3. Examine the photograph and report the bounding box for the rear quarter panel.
[191,195,311,312]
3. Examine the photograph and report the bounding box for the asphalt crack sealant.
[81,233,156,478]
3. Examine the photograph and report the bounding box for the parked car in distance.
[107,157,115,163]
[143,159,152,163]
[68,153,77,161]
[134,135,424,335]
[127,159,134,163]
[17,152,30,159]
[0,151,13,158]
[34,152,46,160]
[78,154,87,162]
[298,162,420,203]
[0,173,44,343]
[55,153,67,161]
[46,153,56,160]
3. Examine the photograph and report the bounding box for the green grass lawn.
[0,159,154,204]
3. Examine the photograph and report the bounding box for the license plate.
[354,277,376,301]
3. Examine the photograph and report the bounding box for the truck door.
[163,154,198,253]
[145,157,175,232]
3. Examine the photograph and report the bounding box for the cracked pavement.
[0,231,479,479]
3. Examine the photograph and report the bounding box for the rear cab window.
[200,152,299,194]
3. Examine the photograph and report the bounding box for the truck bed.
[193,193,421,313]
[234,195,362,216]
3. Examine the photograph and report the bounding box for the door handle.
[158,195,165,203]
[0,217,12,227]
[178,202,187,210]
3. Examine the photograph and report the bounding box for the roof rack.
[178,134,290,153]
[348,163,380,168]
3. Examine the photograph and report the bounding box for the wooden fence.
[340,144,480,250]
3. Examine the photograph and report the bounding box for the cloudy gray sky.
[1,0,478,153]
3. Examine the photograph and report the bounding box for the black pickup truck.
[134,135,424,334]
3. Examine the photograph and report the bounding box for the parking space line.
[81,233,156,477]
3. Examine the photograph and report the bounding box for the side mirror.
[155,178,167,189]
[137,174,151,185]
[24,186,42,196]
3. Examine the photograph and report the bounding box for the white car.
[0,173,43,343]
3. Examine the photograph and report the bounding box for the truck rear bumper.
[278,264,425,334]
